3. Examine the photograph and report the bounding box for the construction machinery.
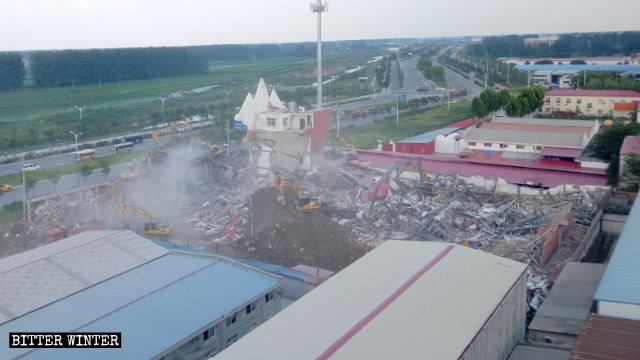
[121,152,148,179]
[189,138,226,155]
[120,201,172,237]
[273,174,322,211]
[48,219,104,242]
[335,134,371,168]
[152,121,187,149]
[1,184,11,192]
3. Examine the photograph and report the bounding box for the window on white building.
[500,144,508,149]
[566,98,571,104]
[587,103,593,109]
[577,99,582,104]
[267,118,276,126]
[484,143,492,147]
[282,117,288,126]
[246,301,257,315]
[598,109,603,115]
[555,98,561,104]
[225,313,237,327]
[535,146,542,151]
[516,145,525,150]
[545,98,550,104]
[598,99,605,105]
[468,141,476,146]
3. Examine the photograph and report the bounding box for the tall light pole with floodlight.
[70,131,82,190]
[160,97,167,126]
[310,0,328,108]
[74,106,85,146]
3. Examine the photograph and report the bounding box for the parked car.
[22,163,40,171]
[1,184,11,192]
[417,87,428,92]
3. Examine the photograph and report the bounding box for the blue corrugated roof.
[515,64,640,72]
[397,127,461,144]
[594,196,640,305]
[152,239,307,281]
[2,253,279,359]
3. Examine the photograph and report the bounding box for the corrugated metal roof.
[480,123,592,136]
[620,136,640,155]
[216,241,527,360]
[396,127,460,144]
[539,147,584,158]
[465,128,585,148]
[359,150,608,188]
[516,65,640,72]
[2,252,279,360]
[0,230,168,324]
[545,89,640,98]
[490,117,597,128]
[594,195,640,306]
[508,345,569,360]
[569,314,640,360]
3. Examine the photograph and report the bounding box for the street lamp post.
[160,97,166,127]
[74,106,85,146]
[70,131,82,190]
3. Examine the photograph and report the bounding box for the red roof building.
[546,89,640,98]
[569,314,640,360]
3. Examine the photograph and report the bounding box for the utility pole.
[74,106,85,146]
[310,0,328,108]
[160,97,166,126]
[507,63,510,85]
[22,156,26,220]
[225,119,230,156]
[336,103,340,134]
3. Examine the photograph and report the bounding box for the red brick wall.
[307,108,332,152]
[539,205,573,265]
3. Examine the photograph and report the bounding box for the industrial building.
[594,193,640,321]
[543,89,640,116]
[0,230,282,360]
[216,241,528,360]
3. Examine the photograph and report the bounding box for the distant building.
[507,57,627,66]
[216,241,528,360]
[594,194,640,320]
[543,89,640,116]
[471,38,483,45]
[235,78,331,180]
[462,117,599,156]
[0,230,282,360]
[524,36,559,47]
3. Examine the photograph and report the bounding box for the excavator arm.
[335,134,371,168]
[120,201,171,236]
[153,121,187,149]
[273,174,321,211]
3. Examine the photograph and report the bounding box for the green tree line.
[471,87,544,118]
[0,52,25,91]
[571,71,640,92]
[416,55,445,85]
[31,47,208,87]
[467,32,640,58]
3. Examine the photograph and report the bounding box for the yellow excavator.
[121,152,148,179]
[188,138,226,155]
[335,134,371,168]
[273,174,322,211]
[120,201,172,237]
[153,121,187,149]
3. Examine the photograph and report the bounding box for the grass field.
[329,101,472,149]
[0,51,382,153]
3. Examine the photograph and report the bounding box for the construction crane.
[335,134,371,168]
[273,174,322,211]
[120,201,172,237]
[188,138,226,155]
[152,121,187,149]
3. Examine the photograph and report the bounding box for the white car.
[22,163,40,171]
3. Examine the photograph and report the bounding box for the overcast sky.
[1,0,638,51]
